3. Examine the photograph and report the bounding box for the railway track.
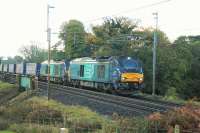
[0,75,183,116]
[131,95,183,108]
[38,81,182,116]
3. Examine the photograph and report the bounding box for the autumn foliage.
[148,103,200,132]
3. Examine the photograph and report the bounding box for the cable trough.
[38,81,182,116]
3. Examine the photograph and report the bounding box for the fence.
[1,115,200,133]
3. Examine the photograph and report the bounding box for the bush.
[0,119,9,130]
[164,87,180,100]
[0,81,16,91]
[9,124,60,133]
[1,96,107,132]
[99,114,149,133]
[148,103,200,131]
[1,96,154,132]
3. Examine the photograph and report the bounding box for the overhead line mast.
[47,4,54,100]
[152,12,158,96]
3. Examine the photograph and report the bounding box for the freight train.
[0,56,144,94]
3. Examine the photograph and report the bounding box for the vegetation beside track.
[0,89,150,132]
[0,81,200,132]
[148,102,200,132]
[0,81,19,105]
[0,81,16,91]
[0,131,15,133]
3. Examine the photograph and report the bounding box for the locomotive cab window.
[97,65,105,79]
[80,65,84,77]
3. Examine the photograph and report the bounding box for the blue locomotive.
[69,56,144,93]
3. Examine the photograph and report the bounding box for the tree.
[13,55,23,63]
[92,17,139,56]
[137,27,170,47]
[59,20,87,59]
[173,35,200,99]
[51,48,65,61]
[19,44,47,63]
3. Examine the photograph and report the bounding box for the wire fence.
[1,114,200,133]
[1,118,159,133]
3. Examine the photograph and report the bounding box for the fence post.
[63,113,66,128]
[174,125,180,133]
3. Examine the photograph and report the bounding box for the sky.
[0,0,200,57]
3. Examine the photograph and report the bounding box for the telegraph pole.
[152,12,158,96]
[47,4,54,100]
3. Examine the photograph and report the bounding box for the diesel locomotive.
[69,56,144,93]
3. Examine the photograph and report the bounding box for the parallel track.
[0,74,183,116]
[131,95,183,107]
[38,81,182,116]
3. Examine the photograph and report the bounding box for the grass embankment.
[0,81,16,91]
[0,131,15,133]
[0,81,19,105]
[0,81,200,132]
[0,93,149,133]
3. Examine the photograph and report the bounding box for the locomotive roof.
[70,56,140,63]
[70,57,112,63]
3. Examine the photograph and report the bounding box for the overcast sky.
[0,0,200,57]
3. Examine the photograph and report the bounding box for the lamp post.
[152,12,158,96]
[47,4,54,100]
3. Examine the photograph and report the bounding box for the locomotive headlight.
[139,78,143,81]
[121,76,127,81]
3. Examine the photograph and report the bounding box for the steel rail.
[38,82,148,116]
[38,82,179,115]
[48,82,176,111]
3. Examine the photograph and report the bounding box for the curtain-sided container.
[16,63,26,75]
[26,63,41,76]
[0,64,3,72]
[8,64,16,73]
[3,64,8,72]
[40,63,48,76]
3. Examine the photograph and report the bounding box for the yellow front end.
[121,73,144,84]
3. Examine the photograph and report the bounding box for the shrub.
[148,103,200,131]
[164,87,180,100]
[0,81,16,91]
[9,124,60,133]
[0,119,9,130]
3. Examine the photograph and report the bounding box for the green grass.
[0,94,150,133]
[0,131,15,133]
[0,96,110,132]
[0,81,16,91]
[22,96,108,129]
